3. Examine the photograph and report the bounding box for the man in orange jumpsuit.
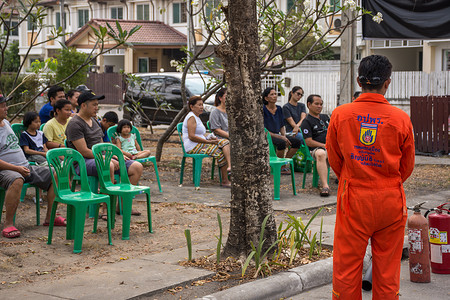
[326,55,415,299]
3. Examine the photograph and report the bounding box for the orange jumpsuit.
[326,93,415,300]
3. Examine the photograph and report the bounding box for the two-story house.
[12,0,450,74]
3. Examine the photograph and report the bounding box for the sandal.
[99,214,108,221]
[320,187,330,197]
[221,183,232,188]
[280,167,291,175]
[43,216,67,226]
[2,226,21,238]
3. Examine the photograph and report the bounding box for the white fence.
[261,70,450,115]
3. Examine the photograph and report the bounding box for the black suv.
[124,73,215,126]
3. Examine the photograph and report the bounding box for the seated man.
[65,92,143,219]
[39,85,66,124]
[0,96,65,239]
[301,94,331,197]
[99,111,119,143]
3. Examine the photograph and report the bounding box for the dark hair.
[117,119,132,134]
[262,87,275,105]
[66,89,79,99]
[288,86,304,102]
[214,88,227,107]
[188,96,203,111]
[103,111,118,124]
[358,55,392,90]
[50,99,72,118]
[23,111,39,128]
[47,85,65,102]
[306,94,321,106]
[353,91,362,99]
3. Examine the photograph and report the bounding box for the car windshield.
[185,77,211,95]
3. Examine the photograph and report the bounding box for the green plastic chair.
[107,125,162,193]
[266,130,296,200]
[176,122,221,188]
[300,143,330,189]
[46,148,112,253]
[92,143,152,240]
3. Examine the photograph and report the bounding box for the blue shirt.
[263,105,284,134]
[39,102,53,124]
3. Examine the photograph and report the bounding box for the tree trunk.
[216,0,277,258]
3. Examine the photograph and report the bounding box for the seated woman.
[43,99,72,149]
[182,96,232,187]
[262,87,302,174]
[209,88,229,139]
[283,86,306,144]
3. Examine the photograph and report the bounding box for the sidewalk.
[1,155,448,299]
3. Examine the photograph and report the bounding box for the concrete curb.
[202,258,333,300]
[201,236,409,300]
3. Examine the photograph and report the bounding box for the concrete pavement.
[1,155,448,299]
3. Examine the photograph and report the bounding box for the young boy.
[99,111,119,142]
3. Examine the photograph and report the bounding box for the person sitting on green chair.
[65,91,144,219]
[209,88,229,139]
[300,94,331,197]
[115,119,151,160]
[19,111,48,166]
[0,96,66,239]
[183,96,232,188]
[99,111,118,143]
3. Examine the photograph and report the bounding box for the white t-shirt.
[182,112,206,152]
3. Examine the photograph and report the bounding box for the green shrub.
[0,73,40,116]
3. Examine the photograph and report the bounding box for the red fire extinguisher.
[426,203,450,274]
[407,202,431,282]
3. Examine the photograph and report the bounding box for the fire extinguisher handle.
[424,209,434,218]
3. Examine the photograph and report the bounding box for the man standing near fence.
[326,55,415,299]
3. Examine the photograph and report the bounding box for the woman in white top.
[182,96,231,187]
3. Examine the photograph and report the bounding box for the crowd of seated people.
[205,85,336,196]
[0,85,148,238]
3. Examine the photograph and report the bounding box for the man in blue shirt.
[39,86,65,124]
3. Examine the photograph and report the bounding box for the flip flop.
[320,187,330,197]
[221,183,232,188]
[280,167,291,175]
[43,216,67,226]
[2,226,21,238]
[99,214,108,221]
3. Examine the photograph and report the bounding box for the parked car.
[123,72,216,126]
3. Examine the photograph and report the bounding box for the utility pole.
[338,8,357,105]
[60,0,65,43]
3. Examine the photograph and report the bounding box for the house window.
[136,4,150,20]
[4,21,18,36]
[173,2,187,23]
[27,16,37,31]
[56,12,67,29]
[205,0,219,20]
[287,0,295,11]
[444,50,450,71]
[138,58,149,73]
[329,0,340,12]
[78,9,89,28]
[111,7,124,19]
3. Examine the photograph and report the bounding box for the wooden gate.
[410,96,449,154]
[85,73,125,105]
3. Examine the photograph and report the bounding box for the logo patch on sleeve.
[359,123,377,146]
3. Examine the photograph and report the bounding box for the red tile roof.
[66,19,186,47]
